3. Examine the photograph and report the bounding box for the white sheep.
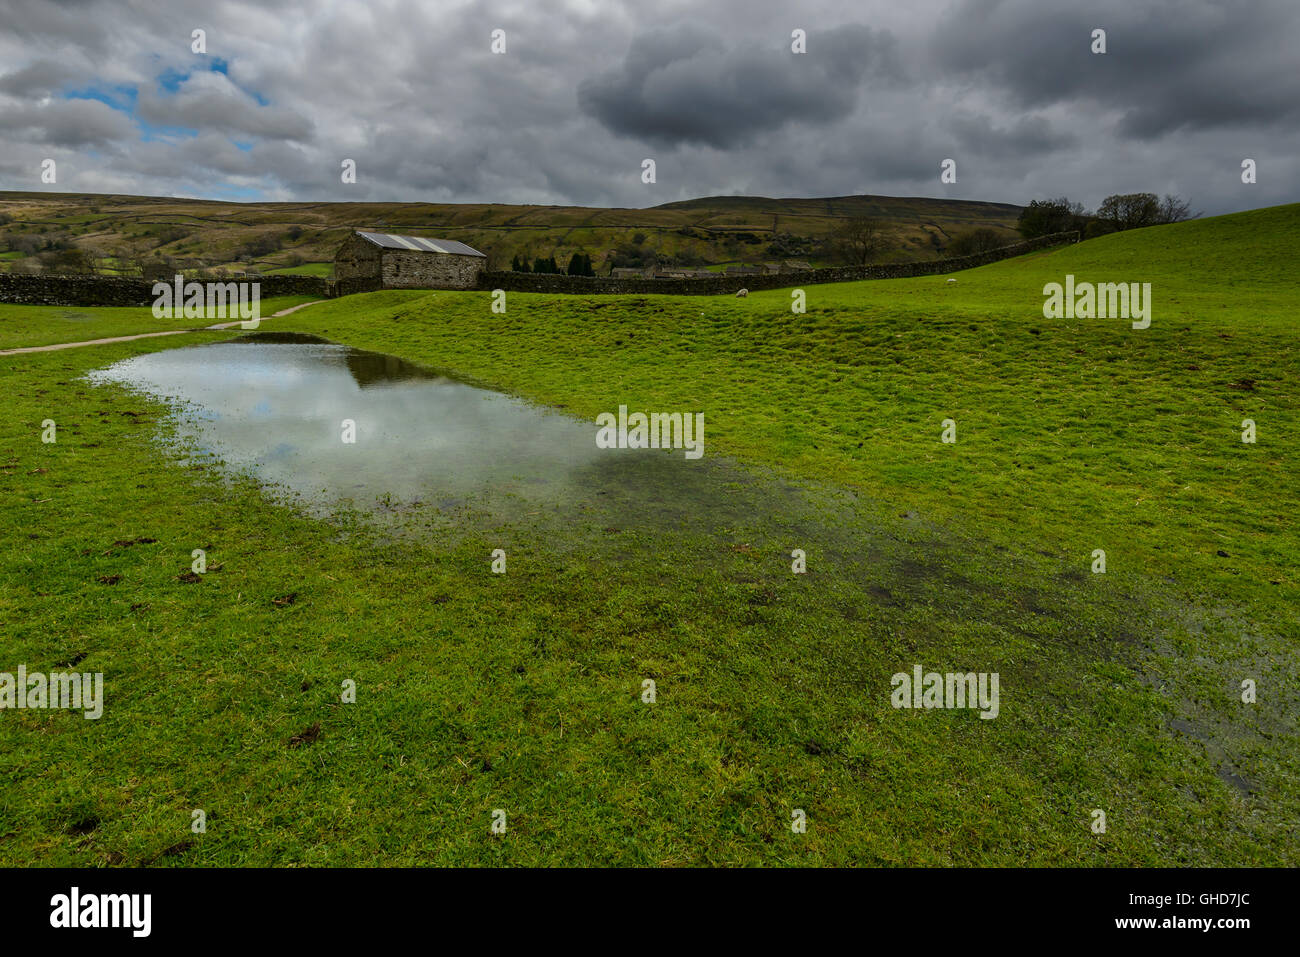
[735,288,749,298]
[946,278,957,284]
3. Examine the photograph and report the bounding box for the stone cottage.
[333,231,488,289]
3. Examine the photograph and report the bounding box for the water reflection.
[88,333,612,513]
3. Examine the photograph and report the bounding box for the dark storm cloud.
[930,0,1300,138]
[946,113,1077,160]
[0,0,1294,214]
[578,23,901,148]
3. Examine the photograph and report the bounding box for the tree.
[1156,194,1195,224]
[834,217,888,265]
[1096,192,1162,231]
[566,252,594,276]
[38,247,99,275]
[1084,219,1116,240]
[240,234,281,258]
[110,247,141,277]
[7,234,39,257]
[947,228,1006,257]
[1016,197,1089,239]
[140,257,176,282]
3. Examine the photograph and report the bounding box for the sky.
[0,0,1296,214]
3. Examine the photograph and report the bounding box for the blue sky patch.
[64,84,138,113]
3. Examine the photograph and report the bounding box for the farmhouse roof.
[354,231,487,257]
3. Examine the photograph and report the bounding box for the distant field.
[262,262,333,277]
[0,190,1023,278]
[1,205,1293,866]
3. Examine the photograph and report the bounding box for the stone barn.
[333,231,487,290]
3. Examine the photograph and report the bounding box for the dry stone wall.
[476,232,1080,296]
[0,273,328,307]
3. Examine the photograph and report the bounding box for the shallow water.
[86,333,737,532]
[83,333,1070,589]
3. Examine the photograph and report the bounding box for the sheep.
[735,288,749,297]
[946,278,958,284]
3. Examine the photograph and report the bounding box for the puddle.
[84,333,942,569]
[87,333,639,518]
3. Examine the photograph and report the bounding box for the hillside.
[0,190,1023,278]
[984,201,1299,293]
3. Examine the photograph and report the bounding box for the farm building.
[333,231,488,290]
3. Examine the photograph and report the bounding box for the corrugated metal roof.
[355,231,486,257]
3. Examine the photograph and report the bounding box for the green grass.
[0,205,1295,866]
[0,297,319,350]
[262,262,333,277]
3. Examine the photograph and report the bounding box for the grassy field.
[0,205,1295,866]
[261,263,333,277]
[0,297,319,351]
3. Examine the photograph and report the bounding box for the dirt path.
[0,300,326,356]
[265,300,327,318]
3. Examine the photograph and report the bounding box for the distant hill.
[0,191,1024,278]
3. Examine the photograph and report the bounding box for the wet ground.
[83,331,1285,833]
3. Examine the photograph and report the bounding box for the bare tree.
[38,247,99,275]
[1156,194,1196,224]
[140,256,176,282]
[835,217,889,265]
[110,247,141,277]
[947,227,1006,256]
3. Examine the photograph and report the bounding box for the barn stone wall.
[380,249,486,289]
[333,233,383,282]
